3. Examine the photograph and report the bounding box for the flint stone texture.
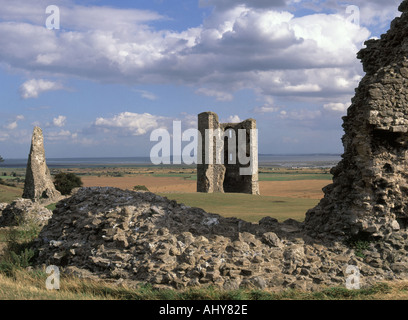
[22,127,61,202]
[197,112,260,195]
[32,187,407,291]
[305,0,408,241]
[0,199,52,226]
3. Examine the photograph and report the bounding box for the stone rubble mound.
[0,199,52,227]
[33,187,406,291]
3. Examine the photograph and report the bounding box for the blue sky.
[0,0,402,158]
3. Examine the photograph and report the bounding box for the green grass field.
[159,192,317,222]
[151,172,332,182]
[258,173,332,181]
[0,185,22,203]
[0,268,402,300]
[0,177,320,222]
[152,173,197,180]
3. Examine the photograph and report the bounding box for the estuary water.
[1,154,341,169]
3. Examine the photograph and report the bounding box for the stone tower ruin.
[305,0,408,241]
[22,126,61,202]
[197,112,260,195]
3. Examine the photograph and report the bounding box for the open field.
[157,193,319,222]
[0,185,23,203]
[80,175,329,197]
[80,173,330,222]
[0,167,331,222]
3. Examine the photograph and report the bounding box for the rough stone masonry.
[305,0,408,242]
[32,187,392,292]
[22,126,61,202]
[197,112,260,195]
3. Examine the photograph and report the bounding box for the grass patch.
[147,172,331,182]
[0,268,401,300]
[0,222,40,277]
[352,240,371,258]
[45,203,57,211]
[258,173,332,181]
[133,185,149,191]
[345,234,373,259]
[152,173,197,180]
[158,193,318,222]
[0,184,23,203]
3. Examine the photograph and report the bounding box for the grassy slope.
[0,185,22,203]
[0,268,406,300]
[151,173,333,182]
[258,173,332,181]
[159,192,317,222]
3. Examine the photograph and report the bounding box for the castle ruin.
[197,112,260,195]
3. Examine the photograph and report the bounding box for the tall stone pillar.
[197,112,226,193]
[23,127,61,202]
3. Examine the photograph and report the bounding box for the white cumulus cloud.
[19,79,64,99]
[225,115,242,123]
[3,115,24,130]
[195,88,234,101]
[323,102,349,113]
[52,115,67,127]
[94,112,167,136]
[134,90,158,101]
[252,106,280,114]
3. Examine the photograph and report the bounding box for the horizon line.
[2,153,343,160]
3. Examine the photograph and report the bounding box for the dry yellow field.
[81,176,328,199]
[79,175,329,222]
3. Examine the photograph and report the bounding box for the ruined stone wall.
[197,112,259,195]
[197,112,226,193]
[31,187,398,292]
[305,1,408,241]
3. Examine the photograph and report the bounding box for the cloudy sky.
[0,0,402,158]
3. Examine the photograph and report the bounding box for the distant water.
[1,157,152,168]
[1,154,341,169]
[258,154,341,168]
